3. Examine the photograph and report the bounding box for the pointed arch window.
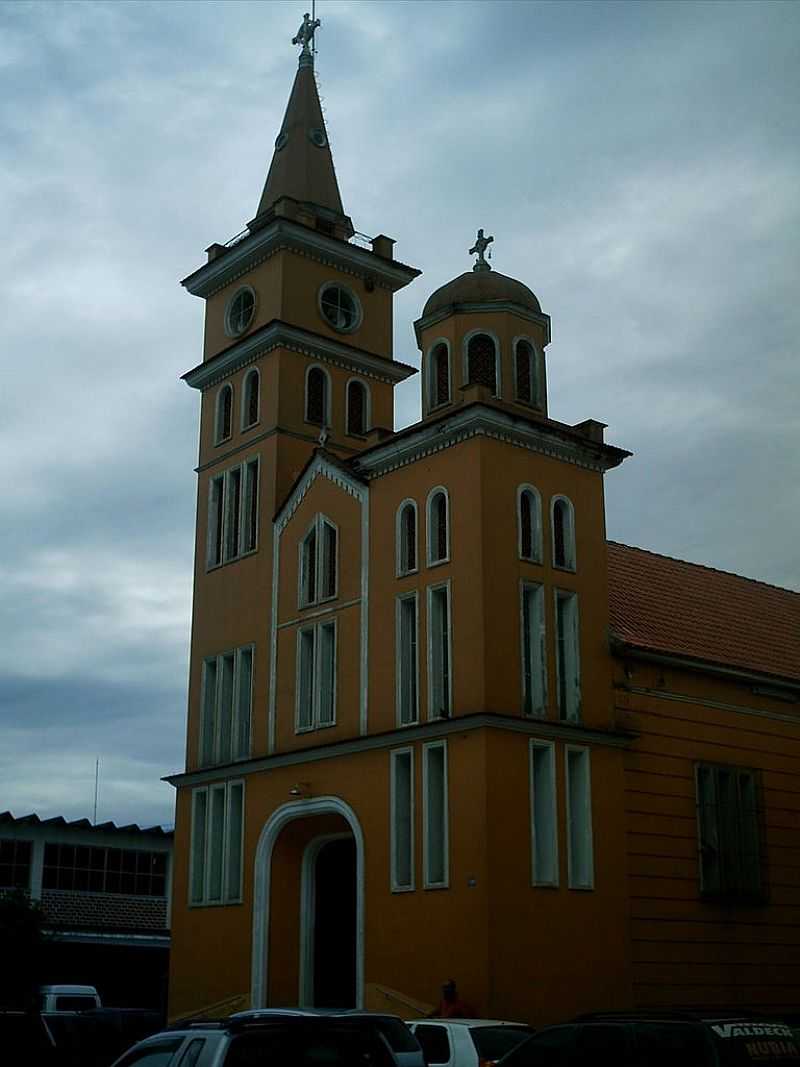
[242,369,260,430]
[215,384,233,444]
[306,366,328,426]
[300,515,338,607]
[396,500,418,576]
[518,486,542,563]
[466,333,498,395]
[514,339,539,407]
[552,496,576,570]
[428,342,451,410]
[347,379,368,436]
[426,488,450,566]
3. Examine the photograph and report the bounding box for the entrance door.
[313,837,356,1008]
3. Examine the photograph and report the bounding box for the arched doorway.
[251,797,365,1009]
[300,834,357,1008]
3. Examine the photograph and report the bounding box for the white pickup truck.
[38,984,102,1013]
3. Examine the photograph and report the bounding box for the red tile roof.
[607,542,800,685]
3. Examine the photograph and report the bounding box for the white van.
[38,985,101,1013]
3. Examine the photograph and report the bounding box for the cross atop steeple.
[292,12,321,66]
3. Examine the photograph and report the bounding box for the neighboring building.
[0,811,172,1010]
[166,22,800,1025]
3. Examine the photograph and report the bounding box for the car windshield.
[470,1026,536,1061]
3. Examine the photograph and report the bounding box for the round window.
[319,284,361,333]
[225,287,256,337]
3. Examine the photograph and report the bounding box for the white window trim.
[554,589,581,722]
[395,499,419,578]
[390,747,415,893]
[233,645,254,762]
[550,494,577,571]
[425,485,451,567]
[199,644,255,768]
[426,579,453,721]
[304,362,332,428]
[520,581,547,718]
[240,367,261,431]
[294,618,338,734]
[529,740,559,888]
[565,745,594,890]
[462,328,502,399]
[298,513,339,608]
[224,284,257,339]
[517,483,543,564]
[189,779,246,907]
[206,455,260,572]
[345,377,371,437]
[395,592,420,727]
[318,280,363,335]
[512,335,542,408]
[422,739,449,890]
[189,787,207,906]
[425,338,452,414]
[214,383,234,445]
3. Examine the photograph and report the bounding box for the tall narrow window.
[566,747,593,889]
[296,621,337,731]
[226,782,244,902]
[215,385,233,444]
[243,369,260,429]
[207,784,226,903]
[301,526,317,606]
[306,366,327,425]
[466,333,497,394]
[391,748,414,891]
[397,594,419,726]
[208,475,224,568]
[200,658,218,766]
[515,340,539,406]
[427,489,449,565]
[208,458,259,569]
[521,583,547,716]
[518,486,542,563]
[243,459,259,553]
[552,496,576,570]
[318,621,336,726]
[198,645,254,768]
[300,515,338,606]
[429,343,450,409]
[321,520,337,600]
[428,584,451,719]
[189,780,245,907]
[423,741,449,888]
[397,501,417,576]
[224,467,242,562]
[190,790,208,904]
[217,652,235,764]
[696,764,762,898]
[235,646,253,760]
[297,627,315,730]
[347,380,368,435]
[556,591,580,721]
[530,741,558,886]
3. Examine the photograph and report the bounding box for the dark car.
[497,1012,800,1067]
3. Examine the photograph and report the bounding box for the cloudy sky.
[1,0,798,829]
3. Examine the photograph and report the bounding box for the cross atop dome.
[469,228,494,272]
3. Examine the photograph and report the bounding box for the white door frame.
[299,831,353,1007]
[251,796,365,1009]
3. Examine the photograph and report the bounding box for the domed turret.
[414,230,551,420]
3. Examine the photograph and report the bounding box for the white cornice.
[182,321,417,391]
[352,406,629,478]
[275,453,368,535]
[182,219,419,299]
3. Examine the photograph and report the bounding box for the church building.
[167,19,800,1025]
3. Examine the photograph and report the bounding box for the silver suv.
[110,1012,426,1067]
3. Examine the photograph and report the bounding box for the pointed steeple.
[252,43,353,238]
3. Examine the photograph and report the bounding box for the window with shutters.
[427,582,452,720]
[695,764,763,899]
[428,342,451,409]
[189,780,245,906]
[199,645,254,767]
[296,620,337,731]
[396,500,418,576]
[299,515,338,607]
[214,384,233,444]
[552,496,576,570]
[426,488,450,566]
[305,365,329,426]
[346,379,369,435]
[396,593,419,726]
[207,457,260,570]
[518,485,542,563]
[555,590,580,722]
[514,339,540,407]
[521,583,547,717]
[466,333,498,395]
[242,369,260,430]
[390,748,414,891]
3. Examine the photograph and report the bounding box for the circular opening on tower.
[319,283,361,333]
[225,286,256,338]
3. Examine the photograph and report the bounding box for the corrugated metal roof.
[0,811,172,837]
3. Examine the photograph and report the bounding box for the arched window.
[306,366,328,426]
[466,333,498,395]
[518,486,542,562]
[300,515,338,606]
[396,500,417,575]
[515,340,539,407]
[347,380,368,436]
[552,496,576,570]
[242,369,260,429]
[427,488,449,565]
[428,342,450,409]
[215,384,233,444]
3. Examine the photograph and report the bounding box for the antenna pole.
[93,758,100,824]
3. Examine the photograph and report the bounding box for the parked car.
[407,1019,535,1067]
[497,1011,800,1067]
[110,1012,426,1067]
